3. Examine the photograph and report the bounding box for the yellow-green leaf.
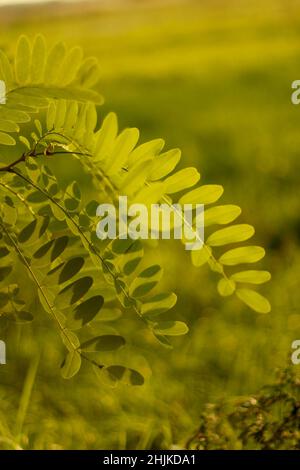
[207,224,255,247]
[219,246,265,266]
[58,46,83,85]
[141,292,177,317]
[31,34,46,83]
[61,350,81,379]
[105,127,139,176]
[45,41,66,85]
[0,132,15,146]
[191,246,211,267]
[164,168,200,194]
[95,112,118,161]
[153,320,189,336]
[204,205,241,227]
[179,185,223,205]
[217,278,236,297]
[128,138,165,166]
[15,35,31,85]
[150,148,181,181]
[0,50,14,88]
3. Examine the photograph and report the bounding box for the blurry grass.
[0,0,300,449]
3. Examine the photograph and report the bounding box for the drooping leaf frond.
[0,35,102,146]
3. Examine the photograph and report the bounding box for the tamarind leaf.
[64,181,81,212]
[31,34,46,84]
[0,247,9,259]
[26,157,41,183]
[67,295,104,329]
[217,278,236,297]
[129,265,163,298]
[236,288,271,314]
[0,120,19,133]
[95,308,122,322]
[191,246,212,267]
[0,266,12,282]
[0,50,14,88]
[14,311,34,323]
[58,257,85,284]
[105,128,140,176]
[56,276,93,307]
[219,246,265,266]
[45,41,67,85]
[141,292,177,317]
[51,236,69,261]
[0,35,103,146]
[153,320,189,337]
[58,46,83,86]
[0,132,15,145]
[231,270,271,284]
[27,191,48,204]
[128,138,165,166]
[77,57,101,88]
[164,168,200,194]
[0,197,17,225]
[203,205,242,227]
[80,335,125,352]
[15,35,31,85]
[100,365,144,386]
[150,148,181,181]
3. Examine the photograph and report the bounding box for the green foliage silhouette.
[0,36,271,385]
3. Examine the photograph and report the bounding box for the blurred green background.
[0,0,300,449]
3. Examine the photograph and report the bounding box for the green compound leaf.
[236,288,271,314]
[80,335,125,352]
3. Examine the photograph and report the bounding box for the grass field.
[0,0,300,449]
